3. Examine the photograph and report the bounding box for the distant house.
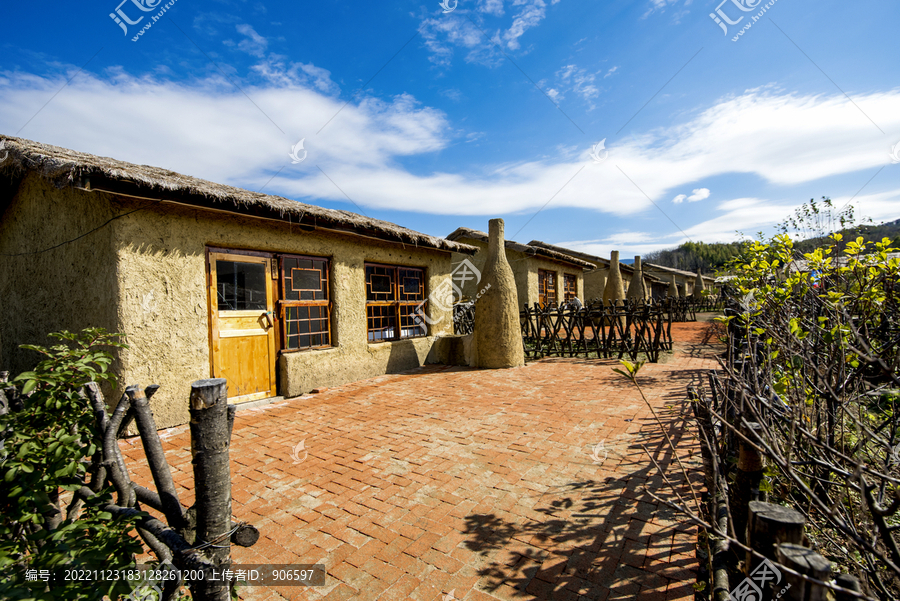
[527,241,668,300]
[642,263,718,297]
[0,136,477,428]
[446,228,593,309]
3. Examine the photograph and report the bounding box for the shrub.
[0,329,143,600]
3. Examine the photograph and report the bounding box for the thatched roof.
[0,135,476,255]
[447,228,594,269]
[642,262,717,283]
[528,240,719,284]
[526,239,664,282]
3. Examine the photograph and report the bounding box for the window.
[563,273,577,302]
[365,264,427,342]
[280,255,331,350]
[216,260,268,311]
[538,269,557,308]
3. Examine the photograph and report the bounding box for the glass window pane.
[217,260,267,311]
[371,275,393,293]
[292,269,321,292]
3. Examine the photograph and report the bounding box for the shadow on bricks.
[459,393,702,600]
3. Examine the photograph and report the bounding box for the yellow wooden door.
[208,251,277,402]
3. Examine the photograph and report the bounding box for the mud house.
[641,263,718,297]
[526,241,667,301]
[0,136,477,428]
[446,228,592,308]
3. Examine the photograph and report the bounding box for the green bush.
[0,329,144,600]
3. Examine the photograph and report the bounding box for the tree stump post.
[189,378,232,601]
[834,573,861,601]
[775,543,832,601]
[747,501,805,572]
[733,422,764,543]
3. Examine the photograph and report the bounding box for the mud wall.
[111,196,454,427]
[0,175,119,375]
[451,241,584,309]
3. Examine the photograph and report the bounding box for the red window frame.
[365,263,427,342]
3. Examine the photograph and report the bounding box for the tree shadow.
[460,386,701,599]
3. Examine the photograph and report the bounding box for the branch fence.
[453,295,724,363]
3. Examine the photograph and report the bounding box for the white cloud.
[1,66,898,237]
[479,0,505,16]
[418,16,497,67]
[588,188,900,257]
[643,0,689,19]
[502,0,548,50]
[554,64,601,105]
[604,66,618,78]
[235,24,268,58]
[559,231,681,258]
[250,56,339,95]
[673,194,687,204]
[441,88,463,102]
[418,0,554,66]
[688,187,710,202]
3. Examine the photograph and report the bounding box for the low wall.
[281,336,440,396]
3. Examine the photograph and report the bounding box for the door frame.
[206,247,279,402]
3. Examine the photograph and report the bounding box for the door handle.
[261,311,274,329]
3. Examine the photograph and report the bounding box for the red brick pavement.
[120,321,720,600]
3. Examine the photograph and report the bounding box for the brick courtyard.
[120,320,721,600]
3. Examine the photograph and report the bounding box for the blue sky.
[2,0,899,258]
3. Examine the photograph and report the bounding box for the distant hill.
[792,217,900,254]
[643,241,745,274]
[642,217,900,274]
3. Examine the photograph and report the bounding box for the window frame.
[279,254,332,352]
[365,263,428,342]
[538,269,558,308]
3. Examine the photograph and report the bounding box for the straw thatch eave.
[0,135,477,255]
[527,239,668,283]
[642,262,717,284]
[447,227,594,269]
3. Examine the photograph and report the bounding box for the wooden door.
[208,251,277,402]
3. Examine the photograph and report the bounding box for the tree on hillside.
[644,241,745,273]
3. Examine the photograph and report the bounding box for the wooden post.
[747,501,805,571]
[776,543,832,601]
[834,573,861,601]
[232,523,260,547]
[189,378,232,601]
[733,422,764,544]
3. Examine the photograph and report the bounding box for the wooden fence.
[0,376,257,601]
[683,292,876,600]
[453,296,725,363]
[690,371,866,600]
[519,299,675,362]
